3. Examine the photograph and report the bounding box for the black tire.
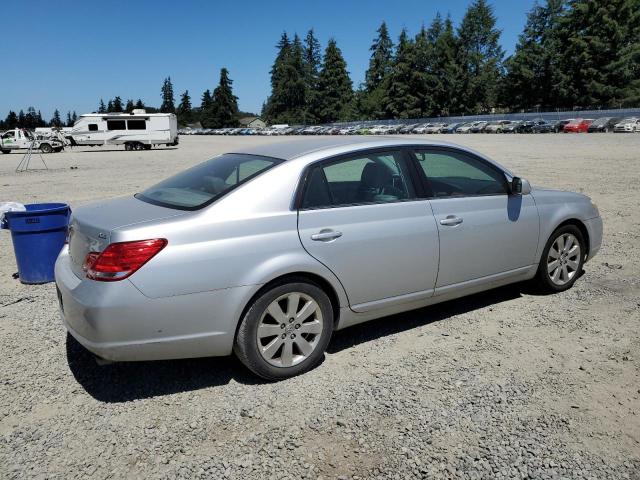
[1,149,9,154]
[40,143,53,154]
[535,224,585,293]
[124,142,133,151]
[143,144,151,150]
[234,279,334,380]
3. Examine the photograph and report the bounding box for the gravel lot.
[1,134,639,480]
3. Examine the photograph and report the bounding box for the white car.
[613,118,640,133]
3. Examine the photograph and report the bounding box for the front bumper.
[55,247,256,361]
[584,216,603,261]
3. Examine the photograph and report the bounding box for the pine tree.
[160,77,176,113]
[502,0,564,110]
[556,0,640,108]
[383,30,421,118]
[112,96,124,112]
[434,16,465,115]
[209,68,239,128]
[303,29,322,122]
[18,110,25,128]
[457,0,504,113]
[316,39,354,123]
[106,100,114,112]
[66,111,73,127]
[177,90,193,125]
[366,22,394,92]
[5,111,18,129]
[135,99,145,109]
[71,111,77,124]
[264,32,292,123]
[98,99,106,113]
[125,99,135,113]
[36,110,46,127]
[51,109,62,127]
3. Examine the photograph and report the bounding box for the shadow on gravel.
[65,334,262,403]
[328,282,531,353]
[67,279,560,402]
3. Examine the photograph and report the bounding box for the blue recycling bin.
[2,203,71,284]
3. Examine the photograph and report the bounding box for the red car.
[563,119,594,133]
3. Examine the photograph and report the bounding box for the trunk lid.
[68,195,187,278]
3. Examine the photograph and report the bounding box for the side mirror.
[510,176,531,195]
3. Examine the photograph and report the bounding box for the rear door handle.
[311,229,343,241]
[439,215,463,226]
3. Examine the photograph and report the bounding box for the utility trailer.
[1,129,64,154]
[68,109,179,150]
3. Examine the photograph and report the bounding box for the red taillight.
[84,238,167,281]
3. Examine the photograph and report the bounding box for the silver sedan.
[55,138,603,379]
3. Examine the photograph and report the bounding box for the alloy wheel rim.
[547,233,581,286]
[257,292,323,368]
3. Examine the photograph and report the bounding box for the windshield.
[136,153,283,210]
[620,118,637,123]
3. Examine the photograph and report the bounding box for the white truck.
[1,129,65,154]
[68,109,179,150]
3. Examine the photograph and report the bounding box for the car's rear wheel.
[535,225,585,292]
[40,143,53,154]
[234,280,333,380]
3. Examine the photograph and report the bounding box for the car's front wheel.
[234,279,333,380]
[536,225,585,292]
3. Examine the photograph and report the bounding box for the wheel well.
[555,219,590,258]
[235,272,342,339]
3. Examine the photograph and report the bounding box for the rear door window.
[301,150,415,209]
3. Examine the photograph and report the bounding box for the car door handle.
[440,215,463,226]
[311,229,343,241]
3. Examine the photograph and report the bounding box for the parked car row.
[178,116,640,137]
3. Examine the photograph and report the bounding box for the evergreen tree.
[433,16,465,115]
[502,0,564,110]
[98,99,106,113]
[413,23,437,117]
[556,0,640,108]
[51,109,62,127]
[18,110,25,128]
[106,100,114,112]
[303,29,322,122]
[177,90,193,125]
[365,22,394,92]
[383,30,421,118]
[208,68,240,128]
[200,89,213,111]
[160,77,176,113]
[5,111,18,129]
[125,99,135,113]
[316,39,354,122]
[457,0,504,113]
[36,110,46,127]
[71,111,77,124]
[135,99,145,109]
[24,107,39,129]
[264,32,292,123]
[112,96,124,112]
[66,111,73,127]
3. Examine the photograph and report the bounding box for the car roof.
[228,137,513,176]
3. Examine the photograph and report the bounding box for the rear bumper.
[585,216,603,262]
[55,247,256,361]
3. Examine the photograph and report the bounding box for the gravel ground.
[1,134,639,480]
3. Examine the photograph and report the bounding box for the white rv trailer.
[68,109,178,150]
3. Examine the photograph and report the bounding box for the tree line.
[1,107,79,130]
[262,0,640,124]
[2,0,638,130]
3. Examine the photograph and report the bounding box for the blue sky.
[2,0,535,120]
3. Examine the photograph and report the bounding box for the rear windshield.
[135,153,282,210]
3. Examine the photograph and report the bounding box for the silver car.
[55,138,603,379]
